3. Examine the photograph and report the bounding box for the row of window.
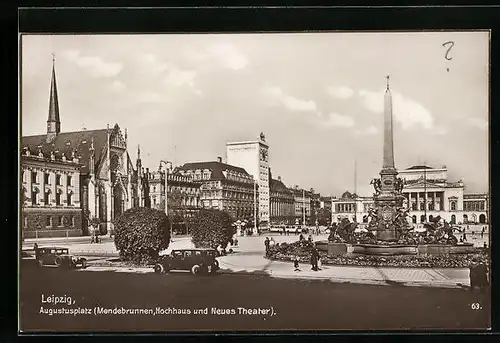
[464,201,486,211]
[26,171,73,186]
[30,190,73,206]
[23,215,76,229]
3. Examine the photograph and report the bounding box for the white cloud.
[358,89,434,130]
[63,50,122,78]
[208,43,248,70]
[262,86,317,112]
[467,117,487,131]
[137,91,167,103]
[355,125,378,135]
[108,80,126,92]
[164,68,197,88]
[327,86,354,99]
[325,112,355,128]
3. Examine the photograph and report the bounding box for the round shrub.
[190,209,236,249]
[113,207,171,264]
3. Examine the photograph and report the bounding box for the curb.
[83,262,468,289]
[267,272,468,289]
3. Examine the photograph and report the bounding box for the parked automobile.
[153,248,220,275]
[35,247,88,269]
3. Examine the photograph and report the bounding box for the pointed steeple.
[136,145,142,175]
[46,54,61,143]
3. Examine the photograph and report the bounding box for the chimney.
[217,156,222,163]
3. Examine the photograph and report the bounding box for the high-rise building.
[226,133,270,227]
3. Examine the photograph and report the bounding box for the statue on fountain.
[422,216,458,245]
[328,218,356,243]
[370,178,382,195]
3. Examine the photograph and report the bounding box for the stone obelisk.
[375,75,399,241]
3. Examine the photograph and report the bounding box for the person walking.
[299,233,304,241]
[33,243,40,261]
[293,256,301,272]
[310,247,319,271]
[264,237,270,256]
[481,227,485,239]
[308,234,313,243]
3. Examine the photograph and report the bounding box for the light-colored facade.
[145,166,202,224]
[176,159,257,222]
[21,150,83,238]
[226,133,270,226]
[332,165,488,225]
[290,186,311,225]
[269,175,295,225]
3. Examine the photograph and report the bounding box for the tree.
[317,208,332,226]
[190,209,236,249]
[113,207,171,264]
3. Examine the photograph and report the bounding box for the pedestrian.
[310,248,319,271]
[270,237,276,247]
[293,256,300,271]
[308,234,313,243]
[463,233,467,242]
[264,237,270,256]
[299,233,304,241]
[283,227,286,236]
[460,237,463,243]
[234,238,239,247]
[33,243,40,260]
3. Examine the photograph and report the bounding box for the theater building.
[331,165,488,225]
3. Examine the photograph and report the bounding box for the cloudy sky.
[21,32,489,196]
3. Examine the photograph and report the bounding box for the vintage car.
[153,248,220,275]
[35,247,88,269]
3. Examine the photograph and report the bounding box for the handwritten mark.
[442,41,454,60]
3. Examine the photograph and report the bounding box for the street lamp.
[160,160,173,237]
[253,178,258,235]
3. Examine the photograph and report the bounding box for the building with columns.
[21,58,144,237]
[269,173,295,225]
[226,133,270,227]
[20,148,83,238]
[331,165,488,225]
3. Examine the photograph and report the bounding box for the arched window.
[451,214,456,224]
[412,215,417,223]
[420,215,426,223]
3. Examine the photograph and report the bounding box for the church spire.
[46,54,61,143]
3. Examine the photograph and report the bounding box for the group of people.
[293,247,321,272]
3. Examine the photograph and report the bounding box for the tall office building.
[226,133,270,228]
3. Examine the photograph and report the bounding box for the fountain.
[326,76,470,256]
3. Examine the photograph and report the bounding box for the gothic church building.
[21,59,146,238]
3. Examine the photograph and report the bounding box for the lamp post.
[253,179,258,235]
[160,160,173,237]
[302,189,306,229]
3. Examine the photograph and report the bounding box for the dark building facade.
[269,174,295,225]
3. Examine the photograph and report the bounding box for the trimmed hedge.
[267,240,489,268]
[190,209,236,249]
[113,207,171,264]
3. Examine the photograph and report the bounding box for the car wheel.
[81,259,88,269]
[154,263,165,274]
[55,256,62,268]
[191,264,201,275]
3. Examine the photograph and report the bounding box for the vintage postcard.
[19,31,490,332]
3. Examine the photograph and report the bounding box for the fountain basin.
[315,241,348,255]
[418,243,475,255]
[352,244,417,256]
